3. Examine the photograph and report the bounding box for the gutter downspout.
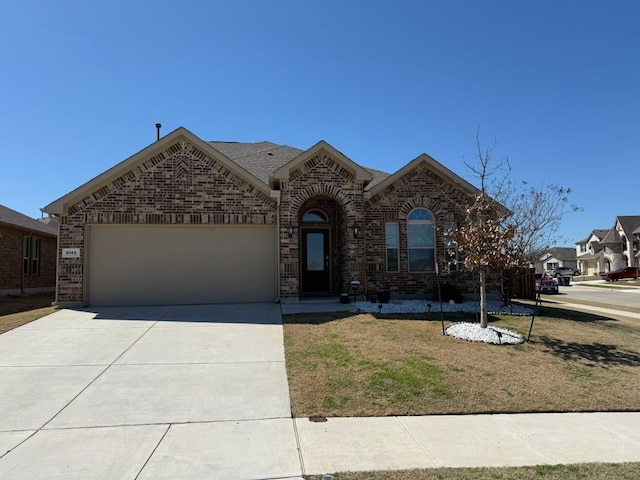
[53,216,60,305]
[20,234,25,295]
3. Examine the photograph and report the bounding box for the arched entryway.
[298,197,347,296]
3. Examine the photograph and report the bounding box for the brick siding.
[56,139,277,305]
[54,135,486,305]
[0,225,56,293]
[278,152,365,298]
[364,163,477,300]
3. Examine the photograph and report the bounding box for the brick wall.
[278,152,365,298]
[56,139,277,305]
[0,225,56,293]
[364,163,477,300]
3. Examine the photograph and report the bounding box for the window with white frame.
[407,208,435,272]
[385,222,399,272]
[444,222,458,271]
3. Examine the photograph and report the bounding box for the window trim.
[22,235,41,275]
[302,209,328,223]
[385,222,399,273]
[407,208,436,272]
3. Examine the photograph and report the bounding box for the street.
[542,280,640,314]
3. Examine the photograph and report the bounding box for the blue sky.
[1,0,638,246]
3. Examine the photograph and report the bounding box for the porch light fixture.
[286,222,296,238]
[351,221,360,238]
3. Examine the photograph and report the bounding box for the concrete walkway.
[1,302,640,478]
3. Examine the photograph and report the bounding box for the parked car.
[550,267,579,277]
[535,273,559,293]
[600,267,640,282]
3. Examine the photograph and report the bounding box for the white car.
[550,267,578,277]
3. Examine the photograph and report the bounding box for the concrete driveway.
[0,304,303,480]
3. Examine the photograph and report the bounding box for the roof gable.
[615,216,640,237]
[44,127,273,216]
[365,153,482,200]
[272,141,373,185]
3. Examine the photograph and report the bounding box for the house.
[575,229,609,276]
[43,127,484,307]
[538,247,577,274]
[598,216,640,272]
[576,217,640,275]
[0,204,58,295]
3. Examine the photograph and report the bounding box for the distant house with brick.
[44,127,486,307]
[0,204,58,295]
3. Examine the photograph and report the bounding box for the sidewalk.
[296,412,640,474]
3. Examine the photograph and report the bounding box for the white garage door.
[87,224,276,306]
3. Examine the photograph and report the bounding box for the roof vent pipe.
[155,123,161,141]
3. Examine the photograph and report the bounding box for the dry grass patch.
[284,308,640,417]
[0,293,56,334]
[304,462,640,479]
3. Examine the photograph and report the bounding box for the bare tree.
[451,131,580,327]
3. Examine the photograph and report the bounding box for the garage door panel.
[87,225,275,306]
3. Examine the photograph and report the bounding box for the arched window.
[302,210,328,223]
[407,208,435,272]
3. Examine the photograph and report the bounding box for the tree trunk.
[479,269,488,328]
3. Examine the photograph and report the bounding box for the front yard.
[0,293,56,334]
[287,306,640,478]
[284,307,640,418]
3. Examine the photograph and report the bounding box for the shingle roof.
[208,141,302,185]
[208,140,392,188]
[600,227,620,245]
[617,216,640,237]
[576,229,610,244]
[545,247,576,261]
[579,250,605,261]
[593,229,610,239]
[0,204,58,237]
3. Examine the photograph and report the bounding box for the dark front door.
[301,229,330,294]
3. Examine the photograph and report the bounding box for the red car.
[535,273,559,293]
[601,267,640,282]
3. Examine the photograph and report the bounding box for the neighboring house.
[43,127,486,307]
[0,204,58,295]
[538,247,577,274]
[599,216,640,272]
[575,229,609,276]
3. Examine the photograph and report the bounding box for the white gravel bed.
[354,299,533,316]
[354,299,529,345]
[445,322,524,345]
